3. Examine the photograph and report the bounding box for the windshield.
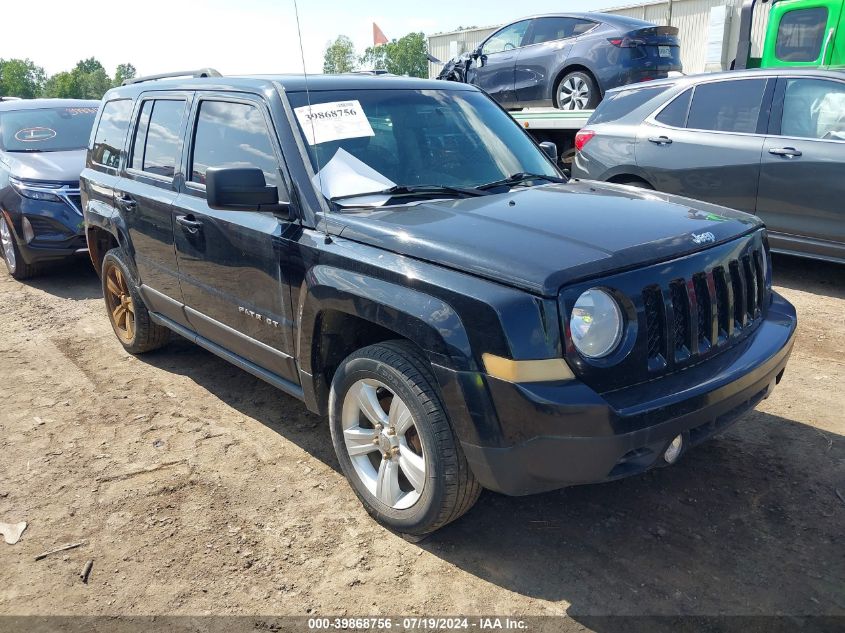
[0,106,98,152]
[287,88,559,204]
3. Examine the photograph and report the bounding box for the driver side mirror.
[539,141,558,162]
[472,46,485,67]
[206,167,291,218]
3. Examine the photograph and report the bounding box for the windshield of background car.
[0,106,98,152]
[287,88,558,204]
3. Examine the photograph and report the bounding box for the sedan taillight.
[575,130,596,152]
[608,37,646,48]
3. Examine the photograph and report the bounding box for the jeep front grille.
[643,243,767,367]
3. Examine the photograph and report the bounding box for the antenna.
[291,0,331,243]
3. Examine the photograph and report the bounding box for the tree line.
[0,58,136,99]
[323,32,428,77]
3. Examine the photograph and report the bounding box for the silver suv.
[0,98,99,279]
[571,68,845,264]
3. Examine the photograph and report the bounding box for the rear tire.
[0,215,38,280]
[329,341,481,536]
[555,71,600,111]
[101,248,170,354]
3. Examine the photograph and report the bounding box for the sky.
[3,0,620,78]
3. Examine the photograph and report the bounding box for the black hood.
[335,181,762,296]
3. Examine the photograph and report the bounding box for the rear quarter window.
[91,99,132,169]
[588,86,668,125]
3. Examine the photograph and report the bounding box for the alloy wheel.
[341,378,427,510]
[0,216,16,273]
[558,76,590,110]
[104,263,135,343]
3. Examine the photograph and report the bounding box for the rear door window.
[686,79,767,134]
[525,17,593,45]
[775,8,828,62]
[588,86,668,125]
[91,99,132,168]
[190,100,279,186]
[129,99,185,179]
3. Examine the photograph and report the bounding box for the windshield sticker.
[14,127,57,142]
[312,148,396,204]
[294,100,375,146]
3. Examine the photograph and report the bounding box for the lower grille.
[644,243,767,368]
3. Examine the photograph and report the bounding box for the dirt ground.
[0,253,843,628]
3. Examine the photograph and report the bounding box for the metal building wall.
[427,0,772,78]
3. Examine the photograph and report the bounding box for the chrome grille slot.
[643,285,666,363]
[669,280,691,360]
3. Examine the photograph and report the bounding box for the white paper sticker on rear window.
[294,100,375,146]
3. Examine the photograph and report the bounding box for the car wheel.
[329,341,481,536]
[555,71,600,111]
[0,215,37,280]
[101,248,170,354]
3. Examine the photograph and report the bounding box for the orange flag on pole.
[373,23,388,46]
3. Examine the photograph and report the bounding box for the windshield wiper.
[476,172,567,191]
[331,184,491,204]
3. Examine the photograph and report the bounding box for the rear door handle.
[176,215,203,233]
[648,136,673,145]
[768,147,802,158]
[116,193,137,210]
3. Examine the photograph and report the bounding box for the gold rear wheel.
[104,262,135,343]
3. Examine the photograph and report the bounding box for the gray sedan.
[571,68,845,264]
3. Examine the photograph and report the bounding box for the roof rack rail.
[122,68,222,86]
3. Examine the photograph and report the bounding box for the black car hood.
[336,181,762,296]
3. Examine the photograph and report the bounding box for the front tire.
[101,248,170,354]
[555,71,600,111]
[0,215,38,280]
[329,341,481,536]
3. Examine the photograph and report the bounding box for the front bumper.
[1,189,86,265]
[449,292,797,496]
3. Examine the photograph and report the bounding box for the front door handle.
[769,147,802,158]
[176,215,203,233]
[116,193,137,210]
[648,136,673,145]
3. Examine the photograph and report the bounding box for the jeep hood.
[335,181,762,296]
[2,149,86,183]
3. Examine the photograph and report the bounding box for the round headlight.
[569,288,624,359]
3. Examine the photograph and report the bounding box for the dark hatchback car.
[0,98,99,279]
[81,72,795,536]
[571,67,845,264]
[441,13,681,111]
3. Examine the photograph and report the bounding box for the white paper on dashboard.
[312,148,396,204]
[294,100,375,146]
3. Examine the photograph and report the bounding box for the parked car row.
[572,67,845,263]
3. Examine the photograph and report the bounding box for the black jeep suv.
[81,71,797,536]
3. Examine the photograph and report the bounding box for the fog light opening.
[664,434,683,464]
[22,217,35,244]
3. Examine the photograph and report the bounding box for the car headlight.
[9,177,62,203]
[569,288,624,359]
